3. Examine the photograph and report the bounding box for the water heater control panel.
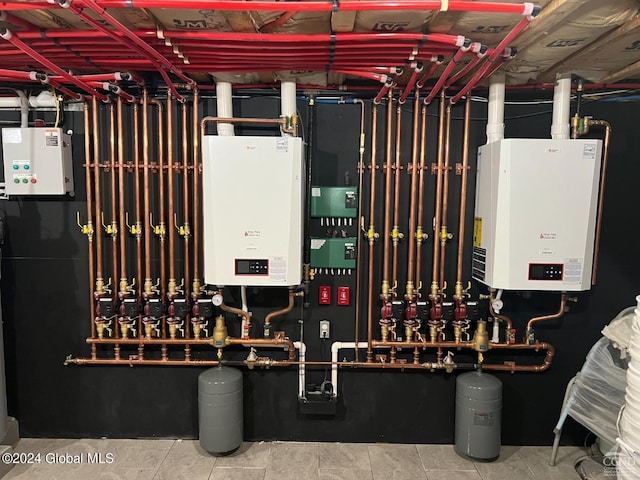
[2,127,74,196]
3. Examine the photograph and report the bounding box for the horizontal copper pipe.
[86,337,211,345]
[484,342,555,373]
[226,337,296,361]
[526,293,567,330]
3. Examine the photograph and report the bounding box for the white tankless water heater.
[202,135,304,287]
[473,138,602,291]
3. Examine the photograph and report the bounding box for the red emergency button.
[337,286,350,306]
[30,178,37,184]
[319,286,331,305]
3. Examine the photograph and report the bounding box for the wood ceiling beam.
[600,58,640,83]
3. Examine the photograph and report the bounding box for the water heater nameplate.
[202,136,304,287]
[473,138,601,291]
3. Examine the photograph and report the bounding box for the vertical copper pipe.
[366,104,379,362]
[133,100,143,340]
[192,88,201,295]
[166,92,176,293]
[431,91,446,294]
[92,97,104,285]
[415,102,427,291]
[455,96,471,286]
[405,92,420,293]
[182,99,191,338]
[150,98,166,338]
[84,102,96,339]
[109,102,120,338]
[142,90,152,285]
[354,99,365,361]
[381,90,394,300]
[438,101,452,290]
[589,120,611,285]
[391,102,402,295]
[117,97,127,286]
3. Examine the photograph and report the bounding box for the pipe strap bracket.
[440,0,449,11]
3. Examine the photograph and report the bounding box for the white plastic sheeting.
[617,296,640,480]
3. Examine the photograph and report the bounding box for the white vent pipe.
[215,81,234,136]
[617,295,640,480]
[551,74,571,140]
[486,71,505,143]
[280,81,296,136]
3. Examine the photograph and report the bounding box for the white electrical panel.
[202,135,304,287]
[473,138,602,291]
[1,128,74,196]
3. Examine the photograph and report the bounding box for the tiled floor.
[2,439,588,480]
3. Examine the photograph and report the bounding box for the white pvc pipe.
[0,91,58,111]
[215,81,234,136]
[551,74,571,140]
[486,71,505,143]
[280,81,296,136]
[294,341,306,398]
[616,295,640,479]
[13,90,28,127]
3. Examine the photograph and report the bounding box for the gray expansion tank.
[455,371,502,461]
[198,366,243,455]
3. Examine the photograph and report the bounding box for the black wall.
[1,92,638,445]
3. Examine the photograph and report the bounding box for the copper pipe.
[67,358,223,366]
[117,97,127,288]
[483,342,555,373]
[415,102,427,292]
[589,120,611,285]
[489,290,512,332]
[354,98,365,361]
[219,289,252,335]
[166,91,176,292]
[192,88,201,294]
[391,101,402,295]
[226,337,297,362]
[182,99,191,338]
[200,116,288,131]
[133,100,143,340]
[150,99,166,300]
[87,337,211,345]
[142,90,152,285]
[405,91,419,296]
[264,289,296,332]
[150,98,166,341]
[381,90,394,300]
[526,293,567,331]
[366,104,379,362]
[109,102,120,338]
[84,102,96,339]
[455,96,471,290]
[431,91,446,294]
[439,102,452,289]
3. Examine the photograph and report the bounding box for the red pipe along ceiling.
[0,1,539,14]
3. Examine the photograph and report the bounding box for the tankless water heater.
[473,138,602,291]
[202,135,304,287]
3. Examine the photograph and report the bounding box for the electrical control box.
[473,138,602,291]
[310,237,357,269]
[202,135,304,287]
[310,186,357,218]
[2,127,74,196]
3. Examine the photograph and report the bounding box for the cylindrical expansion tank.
[198,366,243,455]
[455,371,502,461]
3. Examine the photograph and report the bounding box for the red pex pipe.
[1,12,37,31]
[333,70,389,82]
[0,28,108,101]
[447,45,487,86]
[423,47,468,104]
[399,62,424,104]
[0,68,45,81]
[62,0,194,87]
[69,1,539,15]
[450,15,533,103]
[416,57,443,88]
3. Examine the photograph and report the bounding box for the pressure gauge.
[211,294,223,307]
[491,298,504,314]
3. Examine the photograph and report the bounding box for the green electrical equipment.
[310,186,358,274]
